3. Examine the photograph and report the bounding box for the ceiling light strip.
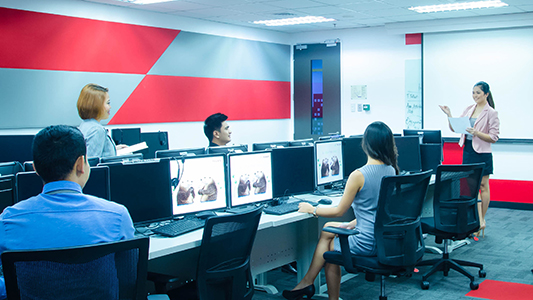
[253,16,336,27]
[409,0,508,13]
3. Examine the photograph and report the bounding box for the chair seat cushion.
[323,251,406,276]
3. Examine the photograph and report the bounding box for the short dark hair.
[32,125,87,183]
[203,113,228,143]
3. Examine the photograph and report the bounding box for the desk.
[146,206,321,293]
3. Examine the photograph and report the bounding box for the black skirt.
[463,139,493,176]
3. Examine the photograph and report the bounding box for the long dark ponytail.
[475,81,495,109]
[361,121,399,175]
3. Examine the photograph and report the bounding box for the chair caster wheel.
[479,270,486,278]
[421,281,430,290]
[470,282,479,290]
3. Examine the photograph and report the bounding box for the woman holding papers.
[77,84,127,157]
[282,121,398,300]
[439,81,500,238]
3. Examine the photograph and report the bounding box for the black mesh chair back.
[197,206,262,300]
[375,171,432,268]
[433,163,484,238]
[323,171,431,299]
[1,237,149,300]
[0,161,23,176]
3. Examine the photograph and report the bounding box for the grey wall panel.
[0,69,144,129]
[148,31,290,82]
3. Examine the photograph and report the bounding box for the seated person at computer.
[282,121,399,300]
[203,113,232,147]
[0,125,135,300]
[77,83,127,157]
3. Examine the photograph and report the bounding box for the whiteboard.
[423,27,533,139]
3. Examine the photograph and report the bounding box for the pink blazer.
[458,104,500,153]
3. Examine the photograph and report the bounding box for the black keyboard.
[263,201,302,215]
[152,218,206,237]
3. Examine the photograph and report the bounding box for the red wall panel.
[0,7,179,74]
[109,75,291,124]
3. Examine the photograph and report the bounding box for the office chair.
[323,171,432,300]
[1,237,169,300]
[416,163,486,290]
[197,206,263,300]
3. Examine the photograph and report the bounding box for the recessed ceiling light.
[409,0,508,13]
[252,16,336,27]
[115,0,174,4]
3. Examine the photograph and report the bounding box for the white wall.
[292,27,421,136]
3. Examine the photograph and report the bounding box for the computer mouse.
[318,198,333,205]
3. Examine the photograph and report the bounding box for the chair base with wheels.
[416,237,485,290]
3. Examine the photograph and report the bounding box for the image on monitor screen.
[228,151,273,208]
[170,154,227,216]
[315,140,344,187]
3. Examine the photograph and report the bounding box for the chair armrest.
[323,226,359,236]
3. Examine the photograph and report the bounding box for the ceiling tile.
[267,0,327,9]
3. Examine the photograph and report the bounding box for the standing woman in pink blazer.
[439,81,500,238]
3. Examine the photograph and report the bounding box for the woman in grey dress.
[77,84,125,157]
[282,121,399,300]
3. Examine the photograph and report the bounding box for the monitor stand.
[313,185,340,196]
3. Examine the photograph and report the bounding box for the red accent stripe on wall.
[0,7,179,74]
[405,33,422,45]
[108,75,291,124]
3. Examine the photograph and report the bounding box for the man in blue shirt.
[0,125,135,299]
[204,113,232,147]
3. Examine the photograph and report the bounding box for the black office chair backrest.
[375,171,432,267]
[0,161,23,176]
[1,237,149,300]
[197,206,263,300]
[433,163,484,237]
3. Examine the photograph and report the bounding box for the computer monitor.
[318,134,345,141]
[207,144,248,154]
[403,129,442,144]
[394,136,422,174]
[0,161,24,176]
[252,141,290,151]
[0,175,15,212]
[170,154,228,216]
[15,166,111,203]
[101,159,172,225]
[0,135,34,164]
[87,157,100,167]
[228,151,273,209]
[315,139,344,188]
[342,136,367,178]
[140,131,169,159]
[289,138,314,147]
[271,146,314,198]
[111,128,141,145]
[156,147,206,158]
[420,144,443,173]
[99,153,143,164]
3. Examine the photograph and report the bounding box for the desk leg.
[296,217,319,285]
[254,273,278,294]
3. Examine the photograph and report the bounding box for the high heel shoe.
[474,223,486,238]
[282,284,315,300]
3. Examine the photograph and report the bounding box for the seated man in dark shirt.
[204,113,232,147]
[0,125,135,299]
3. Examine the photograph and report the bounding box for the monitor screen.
[342,136,367,177]
[272,146,314,197]
[228,151,273,208]
[252,141,290,151]
[170,154,227,216]
[15,166,111,203]
[102,159,172,224]
[403,129,442,144]
[156,147,206,158]
[207,144,248,154]
[0,135,34,164]
[0,175,15,212]
[394,136,422,173]
[315,140,344,187]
